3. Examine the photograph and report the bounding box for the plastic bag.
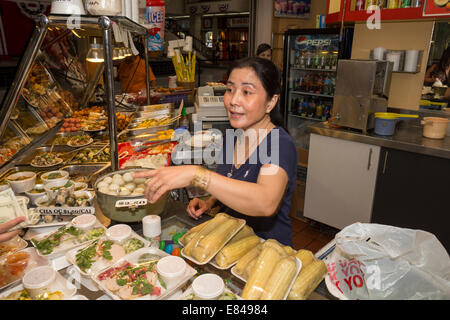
[324,223,450,300]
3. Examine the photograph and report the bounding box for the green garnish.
[116,278,127,286]
[75,240,98,272]
[158,275,167,290]
[123,238,145,254]
[102,240,114,260]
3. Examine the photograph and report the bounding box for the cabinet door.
[304,134,380,229]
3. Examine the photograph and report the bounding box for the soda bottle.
[298,75,304,91]
[323,104,330,120]
[313,51,320,69]
[401,0,411,8]
[308,98,316,117]
[316,73,323,94]
[298,52,305,68]
[315,100,323,118]
[305,51,312,68]
[301,98,308,117]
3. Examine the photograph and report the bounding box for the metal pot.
[94,168,168,223]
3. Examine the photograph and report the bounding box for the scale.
[196,86,228,121]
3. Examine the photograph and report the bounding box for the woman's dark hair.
[256,43,272,57]
[226,57,285,129]
[437,47,450,79]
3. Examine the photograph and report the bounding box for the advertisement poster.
[423,0,450,16]
[274,0,311,18]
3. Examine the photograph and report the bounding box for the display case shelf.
[289,113,326,122]
[291,67,337,72]
[291,91,334,98]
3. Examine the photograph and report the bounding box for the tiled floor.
[291,218,339,253]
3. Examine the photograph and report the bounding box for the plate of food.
[31,153,63,168]
[82,123,106,132]
[67,134,94,148]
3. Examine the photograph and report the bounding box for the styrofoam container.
[192,273,225,300]
[156,256,186,288]
[6,171,36,193]
[41,170,69,186]
[50,0,86,15]
[106,224,132,243]
[25,184,46,205]
[71,214,96,230]
[22,266,56,299]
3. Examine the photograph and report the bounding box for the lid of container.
[156,256,186,277]
[72,214,96,229]
[192,273,224,299]
[22,266,56,289]
[106,224,132,242]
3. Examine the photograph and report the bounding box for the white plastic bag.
[324,223,450,300]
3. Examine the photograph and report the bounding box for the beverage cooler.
[281,28,354,147]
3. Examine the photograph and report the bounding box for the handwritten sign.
[37,207,95,216]
[115,199,147,208]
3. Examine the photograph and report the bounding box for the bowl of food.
[25,184,46,205]
[6,171,36,193]
[72,214,96,230]
[41,170,69,186]
[43,180,75,200]
[31,152,63,168]
[74,182,88,192]
[94,168,168,222]
[35,194,52,207]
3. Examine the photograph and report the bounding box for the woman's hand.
[187,198,211,220]
[133,165,198,204]
[0,217,25,242]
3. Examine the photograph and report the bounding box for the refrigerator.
[281,28,354,148]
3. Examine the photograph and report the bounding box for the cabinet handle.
[367,148,373,170]
[382,151,389,174]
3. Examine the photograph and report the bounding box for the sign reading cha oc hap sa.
[36,207,95,216]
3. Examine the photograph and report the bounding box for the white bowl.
[6,171,36,193]
[35,194,52,207]
[106,224,132,243]
[41,170,69,186]
[74,182,88,192]
[156,256,186,289]
[22,266,57,299]
[44,180,75,200]
[192,273,224,300]
[25,184,46,205]
[71,214,96,230]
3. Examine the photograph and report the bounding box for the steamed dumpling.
[133,178,147,185]
[133,187,145,195]
[112,175,125,186]
[103,177,113,184]
[136,184,146,190]
[123,172,134,183]
[99,187,109,194]
[97,181,109,189]
[120,188,131,196]
[109,183,119,192]
[124,183,136,192]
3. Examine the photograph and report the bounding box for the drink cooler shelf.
[290,91,334,98]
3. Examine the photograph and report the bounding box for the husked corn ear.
[179,220,209,246]
[241,246,281,300]
[191,218,240,263]
[262,239,288,258]
[227,225,255,244]
[215,235,260,268]
[295,249,315,268]
[244,259,257,280]
[260,256,297,300]
[287,259,327,300]
[283,245,297,256]
[183,213,229,256]
[233,243,263,278]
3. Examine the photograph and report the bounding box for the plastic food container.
[6,171,36,193]
[421,117,449,139]
[71,214,96,230]
[44,180,75,200]
[22,266,56,299]
[156,256,186,288]
[25,184,46,205]
[106,224,132,243]
[41,170,69,186]
[192,273,225,300]
[86,0,122,15]
[374,113,419,136]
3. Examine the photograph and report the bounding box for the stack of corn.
[171,49,196,82]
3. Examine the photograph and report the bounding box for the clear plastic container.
[22,266,56,299]
[71,214,96,230]
[192,273,224,300]
[86,0,123,16]
[156,256,186,288]
[106,224,132,243]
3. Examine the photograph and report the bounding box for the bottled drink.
[298,75,304,91]
[298,52,306,68]
[387,0,399,8]
[319,51,327,69]
[313,51,320,69]
[411,0,421,7]
[356,0,365,10]
[316,73,324,94]
[296,98,302,114]
[301,99,308,117]
[305,51,313,68]
[308,98,316,117]
[323,74,331,95]
[401,0,411,8]
[315,100,323,118]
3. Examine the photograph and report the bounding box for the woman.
[256,43,272,61]
[134,57,297,246]
[424,47,450,100]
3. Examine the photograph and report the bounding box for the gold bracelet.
[192,167,211,190]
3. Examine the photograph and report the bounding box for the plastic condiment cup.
[156,256,186,288]
[192,273,224,300]
[22,266,57,299]
[106,224,132,243]
[71,214,96,230]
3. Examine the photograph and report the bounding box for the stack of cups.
[142,215,161,248]
[373,47,386,61]
[386,51,402,71]
[404,50,419,73]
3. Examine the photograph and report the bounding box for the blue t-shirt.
[215,127,297,246]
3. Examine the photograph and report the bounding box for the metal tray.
[45,132,107,146]
[16,146,76,166]
[65,146,111,165]
[60,164,110,187]
[126,123,174,136]
[136,103,174,113]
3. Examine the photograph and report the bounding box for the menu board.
[423,0,450,16]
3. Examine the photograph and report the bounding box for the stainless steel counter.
[308,121,450,160]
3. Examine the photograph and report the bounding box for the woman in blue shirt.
[135,57,297,246]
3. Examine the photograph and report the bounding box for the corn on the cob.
[214,235,260,268]
[260,255,297,300]
[262,239,288,258]
[183,213,229,256]
[287,259,327,300]
[244,259,257,280]
[191,217,241,262]
[283,245,297,256]
[295,249,315,268]
[179,220,209,246]
[241,246,281,300]
[227,225,255,244]
[233,243,263,278]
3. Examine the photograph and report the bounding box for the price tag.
[115,199,147,208]
[37,207,95,216]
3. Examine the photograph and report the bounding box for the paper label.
[115,198,147,208]
[36,207,95,216]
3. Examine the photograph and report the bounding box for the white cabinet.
[304,134,380,229]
